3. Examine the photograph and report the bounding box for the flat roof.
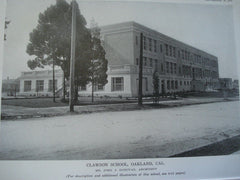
[101,21,218,60]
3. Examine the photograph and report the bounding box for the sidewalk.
[1,97,239,120]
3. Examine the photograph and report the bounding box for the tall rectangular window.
[161,63,164,72]
[143,36,146,50]
[175,81,178,89]
[181,50,184,59]
[144,77,148,91]
[167,80,170,90]
[179,66,182,74]
[36,80,44,92]
[144,57,147,66]
[170,62,173,74]
[155,59,158,69]
[165,44,169,56]
[136,58,139,65]
[149,58,153,67]
[154,40,157,52]
[160,44,163,52]
[169,46,172,56]
[111,77,124,91]
[24,81,31,92]
[171,80,174,89]
[149,38,152,51]
[48,80,57,92]
[174,63,177,74]
[166,62,169,73]
[173,47,176,57]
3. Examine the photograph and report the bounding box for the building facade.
[87,21,219,97]
[19,21,219,97]
[2,78,20,97]
[18,69,63,96]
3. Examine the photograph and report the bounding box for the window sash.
[112,77,124,91]
[24,81,31,92]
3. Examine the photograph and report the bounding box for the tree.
[4,19,10,41]
[26,0,91,101]
[153,71,160,104]
[88,19,108,102]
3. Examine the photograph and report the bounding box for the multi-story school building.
[19,21,219,97]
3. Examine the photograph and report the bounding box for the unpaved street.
[0,101,239,160]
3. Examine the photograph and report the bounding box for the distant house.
[233,80,239,90]
[2,78,20,97]
[18,69,63,97]
[219,78,233,90]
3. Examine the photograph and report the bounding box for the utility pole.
[69,0,76,112]
[138,33,143,106]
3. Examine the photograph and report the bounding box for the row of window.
[79,77,125,92]
[166,62,177,74]
[79,84,104,91]
[166,80,191,90]
[165,44,176,58]
[136,57,218,79]
[142,36,158,52]
[24,80,57,92]
[137,35,218,68]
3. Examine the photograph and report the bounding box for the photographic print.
[0,0,239,165]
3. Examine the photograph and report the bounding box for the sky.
[2,0,238,79]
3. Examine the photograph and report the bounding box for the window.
[48,80,57,92]
[36,80,44,92]
[169,46,172,56]
[94,84,104,91]
[149,58,153,67]
[154,40,157,52]
[144,57,147,66]
[149,38,152,51]
[174,63,177,74]
[173,47,176,57]
[161,63,164,72]
[144,77,148,91]
[179,66,182,74]
[165,44,169,56]
[160,44,163,52]
[181,50,184,59]
[171,80,174,89]
[166,62,169,73]
[24,81,31,92]
[170,62,173,74]
[155,59,158,69]
[180,81,182,86]
[79,85,86,91]
[136,58,139,65]
[143,36,146,50]
[178,50,180,58]
[112,77,124,91]
[167,80,170,90]
[175,81,178,89]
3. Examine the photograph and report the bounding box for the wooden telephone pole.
[69,0,76,112]
[138,33,143,106]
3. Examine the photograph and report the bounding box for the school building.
[18,21,219,97]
